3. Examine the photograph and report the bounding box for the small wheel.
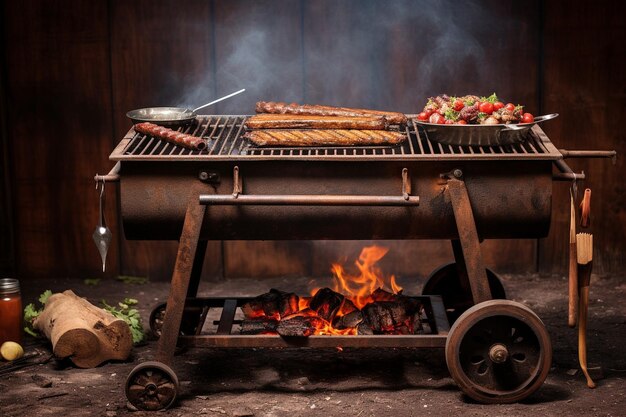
[125,361,179,411]
[445,300,552,403]
[422,262,506,323]
[149,302,203,338]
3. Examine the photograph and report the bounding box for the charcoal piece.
[356,321,374,335]
[309,287,344,322]
[276,314,325,337]
[241,318,278,335]
[241,288,299,319]
[338,298,357,316]
[362,301,412,334]
[333,310,363,330]
[369,287,400,302]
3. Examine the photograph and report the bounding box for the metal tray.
[415,113,558,146]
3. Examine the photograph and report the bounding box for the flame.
[327,245,402,309]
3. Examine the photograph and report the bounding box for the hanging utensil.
[576,188,596,389]
[568,189,578,328]
[126,88,246,128]
[93,179,113,272]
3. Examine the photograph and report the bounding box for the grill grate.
[112,115,561,161]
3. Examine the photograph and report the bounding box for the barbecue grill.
[96,115,615,410]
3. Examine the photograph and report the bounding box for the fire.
[326,245,402,309]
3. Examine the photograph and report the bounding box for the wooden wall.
[0,1,622,281]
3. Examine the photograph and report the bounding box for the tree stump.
[33,290,132,368]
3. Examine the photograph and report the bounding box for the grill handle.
[94,162,121,183]
[559,149,617,163]
[199,194,419,206]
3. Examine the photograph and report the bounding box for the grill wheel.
[125,361,179,411]
[422,262,506,324]
[445,300,552,403]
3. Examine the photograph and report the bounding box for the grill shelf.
[112,115,562,161]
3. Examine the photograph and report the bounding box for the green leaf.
[39,290,53,305]
[100,298,145,345]
[24,327,39,337]
[116,275,149,285]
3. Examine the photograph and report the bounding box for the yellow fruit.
[0,341,24,361]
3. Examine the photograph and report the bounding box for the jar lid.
[0,278,20,292]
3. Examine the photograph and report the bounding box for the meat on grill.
[244,129,406,147]
[256,101,408,125]
[245,114,388,130]
[134,122,206,150]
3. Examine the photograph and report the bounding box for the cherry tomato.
[505,103,515,111]
[445,119,455,124]
[429,113,445,124]
[521,113,534,123]
[478,102,494,115]
[493,101,504,111]
[453,100,464,111]
[417,112,429,121]
[457,120,467,125]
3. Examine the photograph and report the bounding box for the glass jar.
[0,278,22,345]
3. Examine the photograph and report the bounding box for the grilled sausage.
[245,114,388,130]
[244,129,406,147]
[255,101,408,125]
[134,122,206,150]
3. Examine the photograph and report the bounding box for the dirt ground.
[1,271,624,417]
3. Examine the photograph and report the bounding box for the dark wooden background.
[0,1,623,283]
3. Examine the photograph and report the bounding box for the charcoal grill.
[96,115,615,410]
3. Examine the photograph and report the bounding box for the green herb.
[480,93,499,104]
[443,108,460,121]
[23,290,53,337]
[101,298,145,344]
[83,278,101,286]
[514,104,524,113]
[116,275,149,285]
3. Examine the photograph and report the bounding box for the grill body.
[112,115,560,241]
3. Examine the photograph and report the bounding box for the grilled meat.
[245,114,388,130]
[134,122,206,150]
[244,129,406,147]
[459,103,479,123]
[256,101,407,125]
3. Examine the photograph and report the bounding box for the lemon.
[0,341,24,361]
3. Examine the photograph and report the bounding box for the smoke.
[171,0,522,114]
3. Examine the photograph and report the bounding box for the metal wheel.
[149,302,203,338]
[125,361,179,411]
[422,262,506,323]
[445,300,552,403]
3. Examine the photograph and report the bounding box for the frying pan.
[126,88,246,128]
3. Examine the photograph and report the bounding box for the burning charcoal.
[369,287,400,302]
[241,288,299,319]
[309,288,344,322]
[338,298,357,316]
[241,318,279,335]
[333,310,363,330]
[356,321,374,335]
[412,311,424,335]
[276,314,325,337]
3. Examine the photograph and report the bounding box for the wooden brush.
[576,232,596,388]
[568,191,577,328]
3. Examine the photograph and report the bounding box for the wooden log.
[240,318,278,335]
[309,288,344,322]
[276,314,325,337]
[32,290,132,368]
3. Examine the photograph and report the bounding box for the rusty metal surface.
[120,160,552,241]
[156,189,206,365]
[109,116,563,162]
[447,177,492,304]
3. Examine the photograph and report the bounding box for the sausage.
[134,122,206,150]
[244,129,406,147]
[255,101,408,125]
[244,114,388,130]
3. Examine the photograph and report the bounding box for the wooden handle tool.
[576,232,596,388]
[568,191,578,327]
[579,188,591,228]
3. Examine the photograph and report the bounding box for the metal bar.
[156,190,207,365]
[559,149,617,160]
[199,194,419,206]
[178,334,447,349]
[428,295,450,335]
[447,178,492,304]
[94,162,121,182]
[553,159,585,180]
[216,299,238,335]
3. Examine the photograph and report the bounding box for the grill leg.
[187,240,208,299]
[447,178,492,304]
[156,194,206,365]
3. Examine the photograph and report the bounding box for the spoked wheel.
[125,361,179,411]
[422,262,506,323]
[149,302,204,338]
[445,300,552,403]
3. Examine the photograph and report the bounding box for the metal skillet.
[126,88,246,128]
[415,113,559,146]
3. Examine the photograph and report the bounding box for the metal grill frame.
[111,115,563,162]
